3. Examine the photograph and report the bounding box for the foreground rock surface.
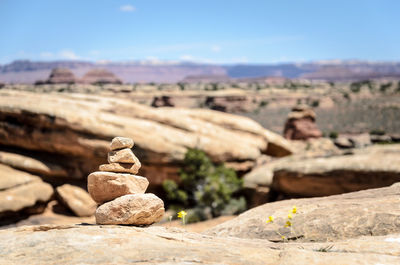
[87,171,149,203]
[206,183,400,242]
[56,184,96,217]
[0,225,399,264]
[95,193,164,225]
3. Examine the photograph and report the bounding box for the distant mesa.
[81,68,123,85]
[35,68,77,85]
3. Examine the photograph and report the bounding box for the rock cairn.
[88,137,165,225]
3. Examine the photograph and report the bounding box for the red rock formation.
[46,68,76,84]
[283,104,322,140]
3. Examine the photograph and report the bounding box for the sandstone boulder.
[0,151,68,178]
[0,225,400,264]
[95,193,164,225]
[87,171,149,203]
[0,164,54,223]
[205,183,400,242]
[283,105,322,140]
[56,184,96,217]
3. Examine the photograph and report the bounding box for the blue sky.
[1,0,400,64]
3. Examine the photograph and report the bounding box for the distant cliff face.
[1,60,400,84]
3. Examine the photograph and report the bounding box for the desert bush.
[163,148,246,223]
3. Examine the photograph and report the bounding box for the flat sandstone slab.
[110,137,134,151]
[99,161,141,175]
[56,184,96,217]
[87,171,149,203]
[107,148,137,163]
[95,193,165,225]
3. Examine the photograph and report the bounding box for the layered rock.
[206,183,400,242]
[283,104,322,140]
[81,69,122,85]
[272,145,400,197]
[0,90,293,186]
[45,68,76,84]
[88,137,164,225]
[0,164,54,224]
[1,225,400,264]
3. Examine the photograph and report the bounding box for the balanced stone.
[108,148,137,163]
[95,193,165,225]
[110,137,134,151]
[87,171,149,204]
[99,161,141,175]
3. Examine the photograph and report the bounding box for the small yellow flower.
[266,215,274,223]
[281,236,286,239]
[177,210,187,219]
[284,220,292,227]
[292,206,297,214]
[288,213,293,219]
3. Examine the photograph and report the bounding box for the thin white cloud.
[119,5,136,12]
[211,45,221,52]
[40,52,54,58]
[59,50,80,60]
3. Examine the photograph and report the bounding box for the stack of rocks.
[88,137,165,225]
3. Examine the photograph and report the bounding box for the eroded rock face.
[0,90,293,186]
[1,225,400,265]
[56,184,96,217]
[205,183,400,242]
[45,68,76,84]
[272,145,400,197]
[95,193,164,225]
[87,171,149,203]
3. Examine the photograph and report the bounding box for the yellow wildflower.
[177,210,187,219]
[284,220,292,227]
[281,236,286,240]
[288,213,293,219]
[266,215,274,223]
[292,206,297,214]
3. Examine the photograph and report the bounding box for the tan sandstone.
[107,148,137,163]
[87,171,149,203]
[110,136,134,150]
[95,193,165,225]
[99,162,141,174]
[56,184,96,217]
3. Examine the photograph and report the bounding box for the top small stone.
[110,137,134,151]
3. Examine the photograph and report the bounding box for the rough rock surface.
[273,145,400,197]
[95,193,164,225]
[0,151,67,178]
[110,136,134,150]
[1,225,400,264]
[284,105,322,140]
[99,162,140,174]
[81,69,122,85]
[0,90,293,186]
[87,171,149,203]
[56,184,96,217]
[107,148,137,163]
[205,183,400,242]
[0,164,54,223]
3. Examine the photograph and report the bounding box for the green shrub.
[329,131,338,139]
[162,148,246,223]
